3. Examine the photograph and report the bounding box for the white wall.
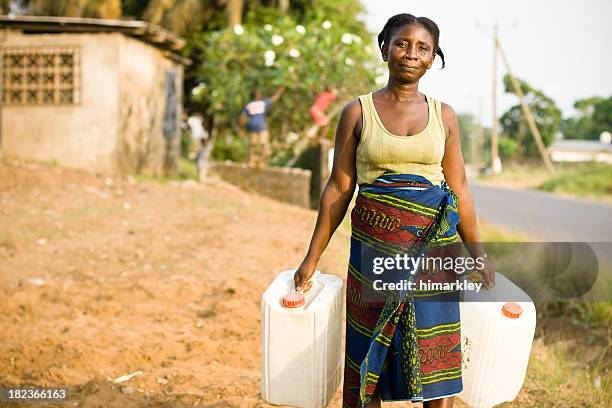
[1,30,120,173]
[115,34,183,176]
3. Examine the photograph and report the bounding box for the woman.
[294,13,494,408]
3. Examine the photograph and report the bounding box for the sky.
[360,0,612,126]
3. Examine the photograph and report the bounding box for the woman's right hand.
[292,99,362,293]
[294,261,316,293]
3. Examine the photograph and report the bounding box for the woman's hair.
[377,13,445,69]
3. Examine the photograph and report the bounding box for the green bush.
[499,137,519,160]
[211,133,248,163]
[189,2,378,162]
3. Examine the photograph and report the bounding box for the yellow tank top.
[356,92,447,186]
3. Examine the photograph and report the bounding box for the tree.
[190,0,378,162]
[140,0,226,35]
[8,0,122,18]
[0,0,11,13]
[121,0,152,18]
[499,74,562,157]
[561,96,612,140]
[224,0,243,26]
[137,0,329,36]
[6,0,244,34]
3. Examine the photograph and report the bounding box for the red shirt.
[312,91,336,112]
[310,91,337,126]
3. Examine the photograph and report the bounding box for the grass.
[477,160,551,189]
[512,335,611,407]
[178,157,199,180]
[539,162,612,202]
[480,221,612,329]
[132,158,198,184]
[479,221,531,242]
[478,224,611,407]
[472,223,611,406]
[477,161,612,203]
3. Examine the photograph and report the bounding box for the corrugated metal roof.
[0,15,189,64]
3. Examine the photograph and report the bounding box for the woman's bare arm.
[440,102,494,287]
[294,99,362,291]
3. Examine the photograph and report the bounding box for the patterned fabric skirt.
[342,173,463,408]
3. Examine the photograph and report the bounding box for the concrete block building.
[0,15,189,176]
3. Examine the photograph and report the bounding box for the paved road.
[471,183,612,242]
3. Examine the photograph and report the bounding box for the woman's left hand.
[467,256,496,290]
[481,259,495,289]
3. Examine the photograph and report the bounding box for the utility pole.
[496,42,556,175]
[477,94,485,166]
[491,23,501,173]
[477,22,515,174]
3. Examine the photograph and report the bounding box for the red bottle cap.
[502,302,523,319]
[283,292,305,308]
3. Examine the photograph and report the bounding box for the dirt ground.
[0,159,608,408]
[0,157,364,408]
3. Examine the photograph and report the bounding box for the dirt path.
[0,158,355,407]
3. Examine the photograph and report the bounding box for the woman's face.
[383,23,435,83]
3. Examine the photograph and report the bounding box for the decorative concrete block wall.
[209,161,312,208]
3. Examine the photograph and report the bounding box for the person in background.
[307,87,339,207]
[239,85,285,168]
[309,87,338,142]
[187,112,212,180]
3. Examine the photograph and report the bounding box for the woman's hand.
[294,260,316,293]
[481,258,496,289]
[468,257,496,290]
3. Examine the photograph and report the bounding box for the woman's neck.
[381,77,422,102]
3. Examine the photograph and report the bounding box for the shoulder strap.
[356,93,376,148]
[428,96,447,141]
[357,93,372,121]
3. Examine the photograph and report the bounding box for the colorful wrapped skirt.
[342,173,463,408]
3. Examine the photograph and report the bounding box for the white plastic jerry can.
[261,269,344,408]
[459,272,537,408]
